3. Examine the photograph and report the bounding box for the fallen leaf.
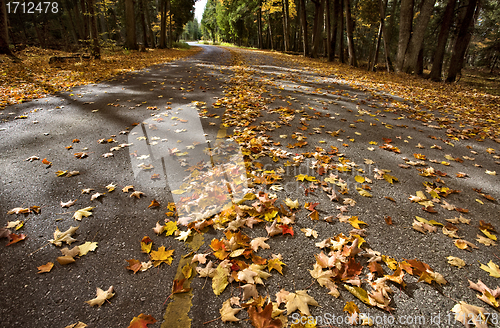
[285,290,319,316]
[130,191,145,198]
[127,314,156,328]
[73,207,94,221]
[78,241,98,256]
[447,256,466,268]
[247,303,282,328]
[479,261,500,278]
[85,286,115,307]
[37,262,54,274]
[451,301,488,328]
[150,246,174,267]
[220,299,241,322]
[49,226,79,246]
[61,199,77,208]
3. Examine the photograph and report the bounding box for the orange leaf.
[127,314,156,328]
[126,259,142,274]
[41,158,52,165]
[172,278,191,294]
[6,233,26,246]
[148,199,160,208]
[37,262,54,274]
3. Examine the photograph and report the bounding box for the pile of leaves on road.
[0,46,201,110]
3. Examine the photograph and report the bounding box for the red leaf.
[279,225,294,236]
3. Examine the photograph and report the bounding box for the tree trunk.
[300,0,309,56]
[344,0,357,66]
[311,0,323,58]
[326,0,333,61]
[0,0,12,54]
[257,0,263,49]
[97,0,109,41]
[330,0,339,60]
[138,0,148,47]
[446,0,479,82]
[86,0,100,58]
[64,0,80,43]
[429,0,456,80]
[80,0,89,40]
[125,0,137,49]
[395,0,413,71]
[144,0,154,47]
[282,0,289,52]
[402,0,436,73]
[168,0,172,48]
[268,14,274,50]
[339,0,345,63]
[370,0,388,71]
[160,0,166,48]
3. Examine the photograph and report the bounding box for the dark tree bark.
[168,0,172,48]
[300,0,309,56]
[138,0,148,47]
[268,14,274,50]
[80,0,89,40]
[446,0,479,82]
[344,0,357,66]
[64,0,80,42]
[395,0,413,71]
[402,0,436,73]
[125,0,137,50]
[311,0,324,58]
[429,0,457,81]
[144,0,154,47]
[339,0,345,63]
[87,0,100,58]
[330,0,339,61]
[282,0,289,52]
[0,0,12,54]
[370,0,388,71]
[159,0,166,48]
[257,0,263,49]
[326,0,333,61]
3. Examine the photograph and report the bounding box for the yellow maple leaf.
[150,246,174,267]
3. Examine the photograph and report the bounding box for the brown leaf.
[248,303,282,328]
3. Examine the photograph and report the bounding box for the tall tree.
[160,0,167,48]
[330,0,340,61]
[257,0,263,48]
[125,0,138,49]
[138,0,148,47]
[370,0,388,71]
[282,0,290,52]
[446,0,479,82]
[310,0,324,58]
[300,0,309,56]
[0,0,12,55]
[326,0,333,61]
[345,0,357,66]
[395,0,413,71]
[339,0,345,63]
[87,0,100,58]
[402,0,437,73]
[429,0,457,81]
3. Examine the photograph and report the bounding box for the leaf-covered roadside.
[263,51,500,142]
[0,47,201,110]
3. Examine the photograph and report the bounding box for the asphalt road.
[1,44,499,328]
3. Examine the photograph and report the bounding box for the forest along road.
[1,44,499,328]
